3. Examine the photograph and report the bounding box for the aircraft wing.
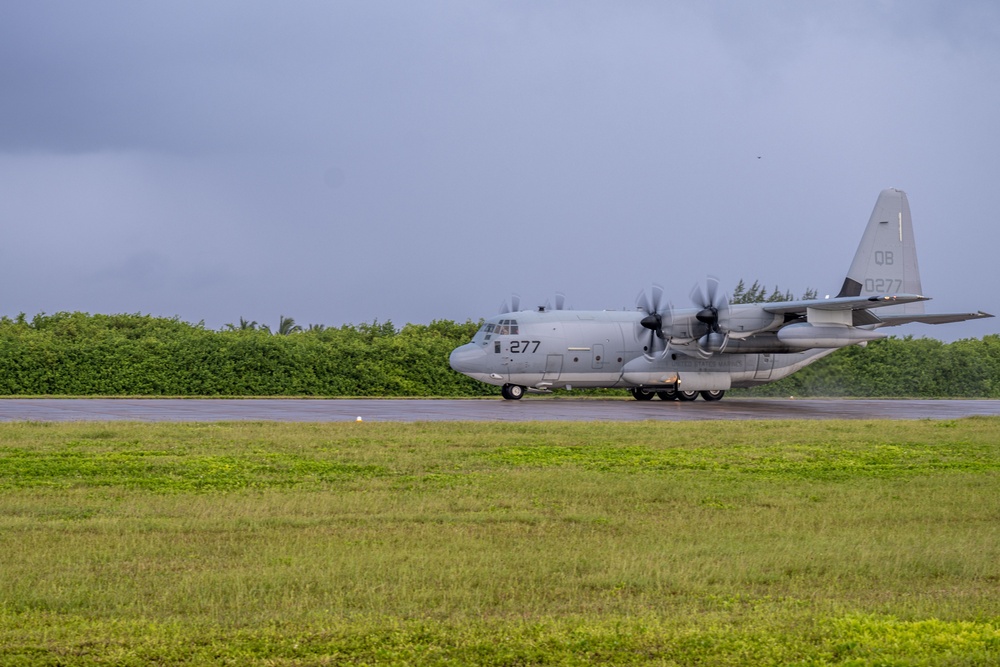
[761,294,930,315]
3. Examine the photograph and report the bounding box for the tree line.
[731,279,818,304]
[0,312,488,396]
[0,311,996,397]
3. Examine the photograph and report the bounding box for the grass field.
[1,418,999,665]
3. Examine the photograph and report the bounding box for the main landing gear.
[501,385,725,402]
[630,387,725,402]
[501,384,525,400]
[629,387,656,401]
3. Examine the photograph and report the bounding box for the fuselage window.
[476,323,496,342]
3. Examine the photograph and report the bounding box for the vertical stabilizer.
[837,188,924,314]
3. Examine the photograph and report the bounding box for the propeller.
[635,284,672,358]
[689,276,731,354]
[498,294,521,315]
[537,292,572,312]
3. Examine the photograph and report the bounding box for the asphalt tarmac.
[1,398,999,422]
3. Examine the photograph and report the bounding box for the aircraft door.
[491,339,511,381]
[543,354,563,382]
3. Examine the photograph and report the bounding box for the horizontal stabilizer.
[876,311,994,327]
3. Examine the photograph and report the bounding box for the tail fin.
[837,188,924,315]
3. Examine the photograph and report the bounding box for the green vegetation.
[1,419,999,664]
[0,312,490,397]
[731,278,817,303]
[0,311,998,397]
[737,334,1000,398]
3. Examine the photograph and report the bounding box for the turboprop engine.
[639,278,783,358]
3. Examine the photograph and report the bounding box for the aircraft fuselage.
[449,308,832,397]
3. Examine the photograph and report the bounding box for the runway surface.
[1,398,999,422]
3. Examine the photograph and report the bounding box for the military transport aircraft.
[449,189,993,401]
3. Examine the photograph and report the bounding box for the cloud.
[0,1,996,341]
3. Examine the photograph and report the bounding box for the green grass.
[1,419,999,665]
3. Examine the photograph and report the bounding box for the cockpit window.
[496,319,519,335]
[478,319,518,339]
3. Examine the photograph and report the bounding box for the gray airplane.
[450,189,993,401]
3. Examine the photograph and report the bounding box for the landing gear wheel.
[656,388,678,401]
[700,390,725,402]
[501,384,525,400]
[677,390,699,401]
[630,387,655,401]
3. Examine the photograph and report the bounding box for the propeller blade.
[689,282,705,310]
[645,330,666,357]
[706,276,720,309]
[689,276,733,337]
[699,331,729,354]
[650,284,664,315]
[510,294,520,313]
[555,293,566,310]
[716,293,731,333]
[636,288,652,314]
[635,284,672,358]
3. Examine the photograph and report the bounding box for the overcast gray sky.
[2,1,998,340]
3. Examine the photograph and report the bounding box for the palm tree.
[223,317,258,331]
[277,315,302,335]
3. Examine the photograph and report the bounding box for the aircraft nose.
[449,343,487,374]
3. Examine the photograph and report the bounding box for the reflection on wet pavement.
[1,398,999,422]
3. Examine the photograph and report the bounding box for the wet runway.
[0,398,999,422]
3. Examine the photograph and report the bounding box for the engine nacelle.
[666,305,783,342]
[727,305,785,336]
[776,323,885,349]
